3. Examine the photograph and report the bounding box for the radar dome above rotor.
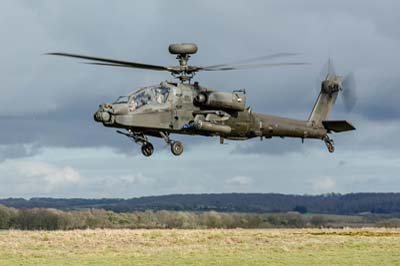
[168,43,198,55]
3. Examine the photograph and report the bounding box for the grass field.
[0,229,399,266]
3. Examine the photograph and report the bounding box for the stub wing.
[322,120,356,133]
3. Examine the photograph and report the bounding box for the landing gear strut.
[116,130,184,157]
[160,131,184,156]
[323,135,335,153]
[117,130,154,157]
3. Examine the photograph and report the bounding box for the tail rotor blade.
[342,72,357,112]
[327,59,336,77]
[319,58,336,81]
[315,59,335,92]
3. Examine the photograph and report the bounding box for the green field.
[0,229,399,266]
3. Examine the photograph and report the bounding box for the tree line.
[2,193,400,215]
[1,204,400,230]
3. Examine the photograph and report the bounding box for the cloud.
[0,160,83,196]
[16,161,82,186]
[233,138,309,155]
[226,176,253,186]
[118,174,151,184]
[0,144,41,162]
[310,177,336,193]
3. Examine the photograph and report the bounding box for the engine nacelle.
[194,91,246,111]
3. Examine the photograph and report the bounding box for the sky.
[0,0,399,198]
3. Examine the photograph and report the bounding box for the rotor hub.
[168,43,198,83]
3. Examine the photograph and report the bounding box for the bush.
[15,208,68,230]
[0,204,16,229]
[310,215,327,227]
[377,218,400,228]
[293,206,308,214]
[0,204,397,230]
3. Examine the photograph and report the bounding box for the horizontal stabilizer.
[322,120,355,133]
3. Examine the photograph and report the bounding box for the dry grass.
[0,228,399,266]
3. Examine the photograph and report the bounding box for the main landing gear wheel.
[159,131,184,156]
[171,141,184,156]
[141,142,154,157]
[117,130,155,157]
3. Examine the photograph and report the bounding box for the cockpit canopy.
[127,85,170,111]
[113,96,129,104]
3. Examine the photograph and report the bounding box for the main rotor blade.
[202,62,309,71]
[204,53,300,69]
[47,52,168,71]
[84,62,134,68]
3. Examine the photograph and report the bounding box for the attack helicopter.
[48,43,356,157]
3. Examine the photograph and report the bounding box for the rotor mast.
[168,43,198,83]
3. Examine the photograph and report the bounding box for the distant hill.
[1,193,400,215]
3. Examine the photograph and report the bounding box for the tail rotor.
[316,59,357,112]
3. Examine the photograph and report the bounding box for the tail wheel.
[141,142,154,157]
[171,141,184,156]
[327,143,335,153]
[323,135,335,153]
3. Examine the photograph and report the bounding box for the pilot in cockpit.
[154,86,169,104]
[128,86,170,112]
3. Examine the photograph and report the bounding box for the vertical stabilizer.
[308,84,339,126]
[309,59,342,126]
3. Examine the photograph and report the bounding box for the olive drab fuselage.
[50,44,355,156]
[94,80,337,144]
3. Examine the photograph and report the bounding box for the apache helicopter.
[48,43,356,157]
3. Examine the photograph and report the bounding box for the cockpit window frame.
[113,96,129,104]
[128,85,170,112]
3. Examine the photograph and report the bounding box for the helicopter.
[48,43,356,157]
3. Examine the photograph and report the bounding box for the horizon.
[1,191,399,201]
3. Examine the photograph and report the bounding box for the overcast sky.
[0,0,399,198]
